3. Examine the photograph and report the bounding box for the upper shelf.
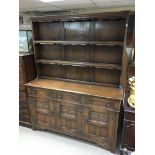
[36,59,121,70]
[31,11,129,22]
[33,40,124,46]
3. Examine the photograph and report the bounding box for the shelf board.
[36,59,121,70]
[31,11,129,22]
[41,76,119,87]
[33,40,124,46]
[25,78,123,100]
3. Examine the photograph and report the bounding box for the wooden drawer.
[34,98,50,112]
[19,91,31,124]
[27,88,49,98]
[59,92,78,103]
[27,88,61,100]
[124,111,135,121]
[80,95,120,111]
[20,102,28,109]
[20,109,29,115]
[19,114,30,121]
[19,92,26,103]
[122,120,135,151]
[28,88,79,104]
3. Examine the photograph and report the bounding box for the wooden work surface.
[25,78,123,100]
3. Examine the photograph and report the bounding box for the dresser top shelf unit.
[25,78,123,100]
[32,11,129,91]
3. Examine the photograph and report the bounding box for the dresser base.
[26,79,123,153]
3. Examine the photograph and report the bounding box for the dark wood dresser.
[120,65,135,154]
[19,54,37,127]
[120,95,135,154]
[120,11,135,154]
[25,11,130,153]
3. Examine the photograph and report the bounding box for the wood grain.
[25,78,123,100]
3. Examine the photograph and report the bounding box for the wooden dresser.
[19,54,37,127]
[25,12,129,153]
[120,92,135,154]
[120,66,135,154]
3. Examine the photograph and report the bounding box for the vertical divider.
[90,20,95,41]
[90,20,95,83]
[120,14,130,87]
[32,22,39,78]
[60,21,66,79]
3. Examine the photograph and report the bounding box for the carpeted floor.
[19,126,118,155]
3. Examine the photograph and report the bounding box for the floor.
[19,126,119,155]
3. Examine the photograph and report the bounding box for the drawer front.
[19,92,31,123]
[122,120,135,151]
[19,108,30,123]
[27,88,60,100]
[19,114,30,122]
[80,95,120,111]
[19,92,26,103]
[27,88,49,98]
[124,111,135,121]
[27,88,79,103]
[59,92,78,103]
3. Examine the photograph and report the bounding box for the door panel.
[82,105,114,141]
[32,98,56,129]
[56,101,80,135]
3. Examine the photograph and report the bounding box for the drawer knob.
[32,90,36,95]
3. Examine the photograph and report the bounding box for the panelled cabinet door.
[82,105,116,149]
[56,101,80,136]
[55,92,81,135]
[123,121,135,151]
[30,97,56,130]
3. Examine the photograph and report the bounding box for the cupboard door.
[30,97,56,130]
[82,106,116,149]
[56,101,80,136]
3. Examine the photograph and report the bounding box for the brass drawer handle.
[31,89,39,95]
[32,91,36,94]
[31,90,36,96]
